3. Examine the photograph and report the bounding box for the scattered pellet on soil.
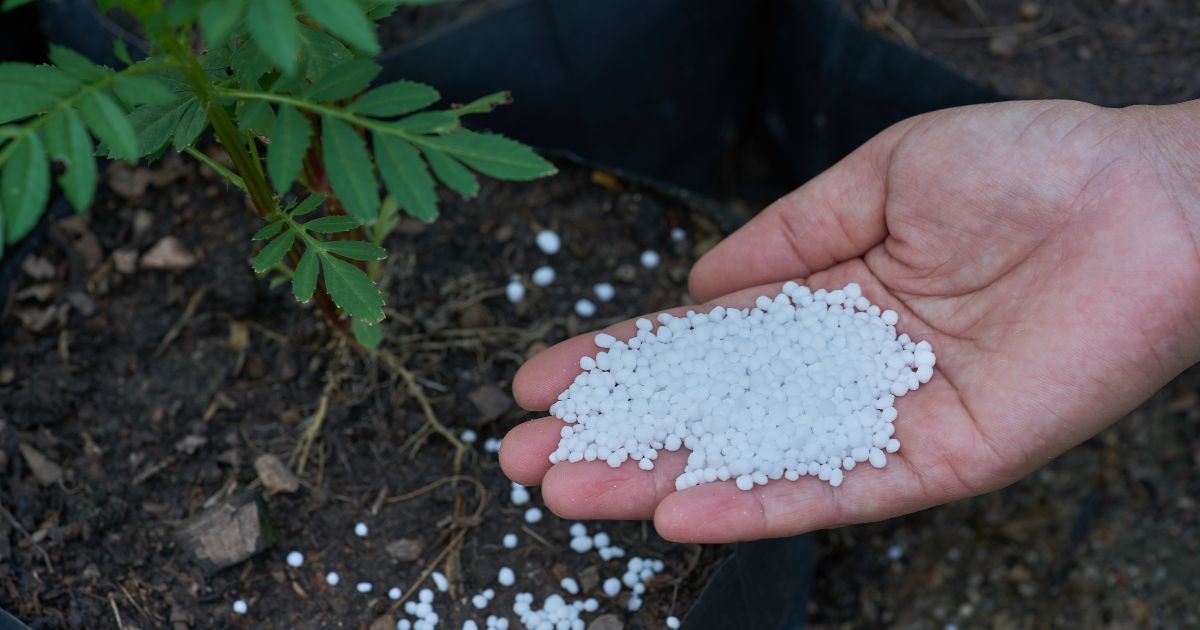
[502,533,518,549]
[593,282,615,302]
[389,587,403,600]
[232,600,248,615]
[510,483,530,506]
[355,522,369,537]
[535,230,561,255]
[670,227,686,242]
[506,278,525,304]
[326,571,341,586]
[286,551,304,568]
[432,571,449,592]
[639,250,660,269]
[667,615,681,628]
[574,299,596,318]
[532,266,556,287]
[357,582,373,593]
[461,429,478,444]
[498,567,516,587]
[523,507,543,524]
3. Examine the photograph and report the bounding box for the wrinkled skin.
[500,100,1200,543]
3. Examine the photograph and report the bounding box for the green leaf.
[292,247,318,302]
[352,318,382,349]
[1,0,38,9]
[303,215,360,233]
[238,100,275,135]
[305,58,381,102]
[78,91,138,160]
[374,133,437,222]
[114,75,177,106]
[322,116,379,221]
[320,253,384,323]
[422,147,478,197]
[252,220,284,241]
[299,0,380,55]
[1,133,49,244]
[247,0,300,75]
[392,111,458,134]
[288,193,326,218]
[253,229,295,274]
[42,109,96,212]
[49,45,109,82]
[173,99,209,150]
[374,195,400,243]
[295,24,354,81]
[0,63,80,124]
[198,0,245,48]
[0,198,5,256]
[419,130,555,180]
[231,38,272,88]
[321,240,386,261]
[267,104,310,192]
[112,38,133,66]
[129,98,189,155]
[349,80,439,118]
[452,91,511,116]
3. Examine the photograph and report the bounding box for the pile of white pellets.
[548,282,935,491]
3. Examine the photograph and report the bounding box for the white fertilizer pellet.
[432,571,450,592]
[561,577,580,595]
[464,620,480,630]
[354,522,369,537]
[602,578,621,597]
[389,587,403,600]
[506,278,525,304]
[502,533,518,549]
[640,250,660,269]
[484,437,503,453]
[667,615,681,628]
[512,593,589,630]
[286,551,304,568]
[326,571,340,586]
[461,429,478,444]
[510,483,530,506]
[356,582,373,593]
[398,620,412,630]
[473,594,489,609]
[574,299,596,318]
[532,266,556,287]
[498,567,516,587]
[548,282,934,491]
[523,507,543,523]
[593,282,615,302]
[535,230,561,255]
[232,600,248,615]
[670,227,686,242]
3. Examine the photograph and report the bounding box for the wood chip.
[254,454,299,494]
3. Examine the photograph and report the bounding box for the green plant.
[0,0,555,347]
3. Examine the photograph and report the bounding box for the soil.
[0,156,727,628]
[841,0,1200,105]
[376,0,513,50]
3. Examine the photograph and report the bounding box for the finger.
[687,118,916,303]
[499,416,564,486]
[512,284,786,412]
[653,453,927,543]
[541,450,688,520]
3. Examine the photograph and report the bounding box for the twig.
[378,350,466,472]
[109,596,126,630]
[156,287,207,355]
[1,504,53,573]
[1028,25,1087,52]
[521,525,554,550]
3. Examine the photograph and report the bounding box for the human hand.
[500,100,1200,543]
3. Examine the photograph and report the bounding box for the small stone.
[254,454,300,494]
[613,264,637,283]
[21,256,56,280]
[174,491,275,572]
[369,615,397,630]
[468,385,513,424]
[18,443,62,486]
[174,435,207,455]
[386,538,423,562]
[141,236,197,271]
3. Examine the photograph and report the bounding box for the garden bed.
[0,155,727,628]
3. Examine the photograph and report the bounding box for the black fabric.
[682,535,816,630]
[0,608,31,630]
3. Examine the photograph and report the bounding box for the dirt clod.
[385,538,424,562]
[254,454,300,495]
[174,491,275,572]
[588,614,624,630]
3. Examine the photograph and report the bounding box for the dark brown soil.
[0,156,727,628]
[842,0,1200,105]
[377,0,512,50]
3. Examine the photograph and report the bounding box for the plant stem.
[182,146,245,191]
[164,37,349,334]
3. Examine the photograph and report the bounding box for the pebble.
[547,282,934,491]
[232,600,248,615]
[532,266,556,287]
[640,250,660,269]
[355,522,369,537]
[524,507,543,523]
[535,230,561,254]
[593,282,615,302]
[502,533,518,549]
[326,571,341,586]
[574,299,596,318]
[286,551,304,568]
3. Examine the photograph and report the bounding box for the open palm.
[501,100,1200,543]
